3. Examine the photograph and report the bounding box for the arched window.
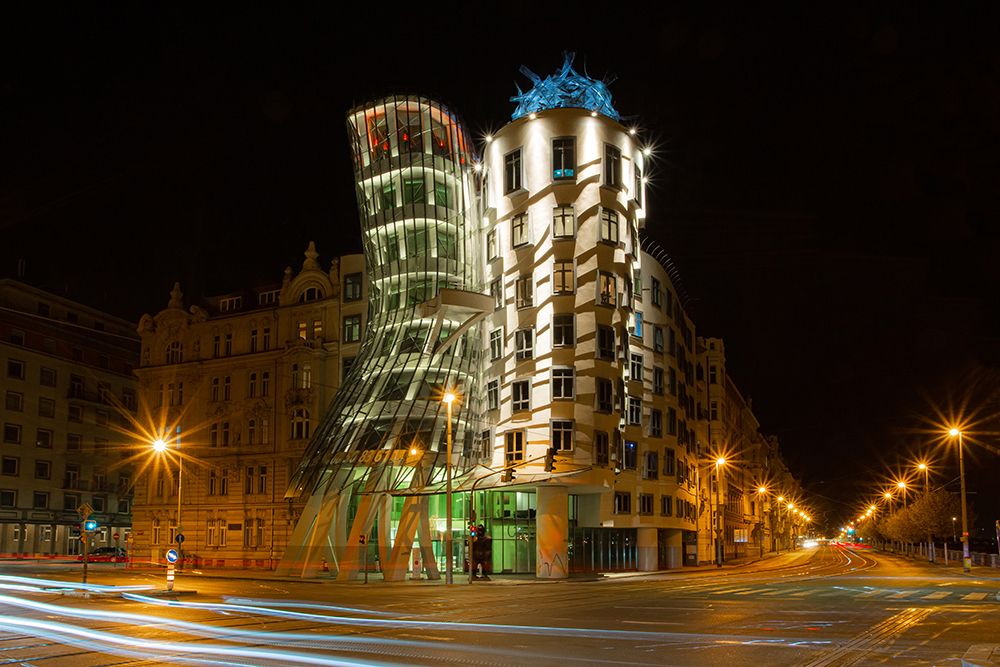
[165,342,183,364]
[298,287,323,303]
[290,408,310,440]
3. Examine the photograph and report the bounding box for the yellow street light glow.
[949,428,960,437]
[529,112,537,120]
[629,128,637,135]
[870,505,876,511]
[485,135,493,143]
[918,463,927,471]
[777,496,784,502]
[152,439,167,452]
[443,392,456,405]
[897,481,906,489]
[591,110,598,117]
[642,147,652,156]
[787,503,794,510]
[758,487,767,494]
[716,457,725,466]
[410,447,418,456]
[884,492,892,499]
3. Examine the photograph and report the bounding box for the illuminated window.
[504,148,523,193]
[505,430,524,462]
[552,205,575,238]
[344,273,363,301]
[623,440,638,469]
[553,260,574,294]
[552,137,575,179]
[344,314,362,343]
[598,272,616,306]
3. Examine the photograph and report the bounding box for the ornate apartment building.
[0,279,139,558]
[130,246,366,567]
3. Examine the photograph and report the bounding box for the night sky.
[4,5,1000,534]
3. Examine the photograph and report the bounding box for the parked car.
[78,547,127,562]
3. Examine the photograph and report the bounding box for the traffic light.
[469,523,477,539]
[544,446,557,472]
[83,519,97,532]
[70,525,81,538]
[475,524,486,539]
[502,468,516,483]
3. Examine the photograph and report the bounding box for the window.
[595,430,610,466]
[313,318,323,338]
[261,372,270,397]
[344,273,363,301]
[505,430,524,462]
[552,205,575,237]
[551,137,575,179]
[654,327,664,353]
[490,277,504,310]
[34,460,51,479]
[630,353,643,382]
[512,379,530,412]
[122,388,136,411]
[67,434,81,451]
[709,365,718,384]
[552,367,575,400]
[94,438,108,455]
[623,440,638,469]
[668,368,677,395]
[552,314,575,346]
[221,422,230,447]
[344,314,362,343]
[245,466,256,495]
[0,490,14,508]
[220,296,242,311]
[1,457,18,476]
[33,492,48,510]
[598,272,616,306]
[3,424,20,444]
[5,392,23,412]
[614,491,631,514]
[213,335,221,357]
[437,229,457,260]
[39,367,56,387]
[600,209,620,244]
[165,342,182,364]
[486,229,498,260]
[152,519,161,545]
[35,429,52,448]
[504,147,523,193]
[300,363,312,390]
[553,260,575,294]
[247,419,257,445]
[651,278,662,307]
[604,144,622,188]
[250,329,258,352]
[667,408,677,436]
[291,408,310,440]
[72,347,83,362]
[644,451,659,479]
[628,397,642,426]
[596,378,613,412]
[7,359,24,380]
[248,373,257,398]
[635,166,643,205]
[651,409,663,438]
[210,423,218,447]
[653,367,664,395]
[487,379,500,411]
[552,420,574,451]
[10,329,24,345]
[597,325,615,360]
[661,495,673,516]
[515,329,533,361]
[710,401,718,421]
[211,377,220,402]
[515,274,533,308]
[639,493,654,515]
[220,376,230,401]
[258,466,267,494]
[91,496,105,512]
[262,327,271,350]
[633,312,643,338]
[298,287,322,303]
[343,357,355,378]
[489,328,503,361]
[511,212,530,247]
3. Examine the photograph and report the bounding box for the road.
[0,545,996,666]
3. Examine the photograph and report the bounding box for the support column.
[536,486,568,579]
[663,529,683,569]
[637,527,658,571]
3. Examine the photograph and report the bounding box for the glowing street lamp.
[897,481,907,507]
[917,463,929,492]
[714,458,725,567]
[948,428,971,573]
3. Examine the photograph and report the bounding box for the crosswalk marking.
[923,591,951,599]
[855,590,885,597]
[887,591,918,599]
[789,590,816,596]
[709,588,755,595]
[734,588,775,595]
[759,590,786,596]
[961,592,988,601]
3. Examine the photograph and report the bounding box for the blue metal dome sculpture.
[511,52,619,121]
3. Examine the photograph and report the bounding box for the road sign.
[113,532,119,540]
[176,534,185,544]
[77,503,93,519]
[165,549,178,563]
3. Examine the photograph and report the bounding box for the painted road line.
[922,591,951,599]
[961,592,988,601]
[855,590,885,597]
[759,590,787,596]
[734,589,776,595]
[887,591,919,599]
[788,590,816,596]
[708,588,756,595]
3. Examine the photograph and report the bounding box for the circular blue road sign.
[176,534,185,544]
[165,549,178,563]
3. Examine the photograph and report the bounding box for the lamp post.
[443,391,456,585]
[153,435,182,570]
[714,458,725,567]
[949,429,971,573]
[757,487,767,556]
[776,496,784,555]
[787,503,795,550]
[897,481,907,507]
[917,463,929,492]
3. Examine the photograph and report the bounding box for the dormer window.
[298,287,322,303]
[165,342,183,364]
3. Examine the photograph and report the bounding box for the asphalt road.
[0,545,996,666]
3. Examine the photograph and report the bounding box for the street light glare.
[716,457,725,466]
[443,392,456,405]
[949,428,960,436]
[897,481,905,489]
[153,439,167,452]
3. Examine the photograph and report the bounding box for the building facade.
[130,245,366,568]
[0,279,139,558]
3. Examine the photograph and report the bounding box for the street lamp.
[757,487,767,557]
[776,496,785,554]
[443,391,457,585]
[948,428,971,573]
[897,481,907,507]
[917,463,929,492]
[152,435,183,579]
[715,458,725,567]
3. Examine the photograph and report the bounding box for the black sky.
[4,4,1000,533]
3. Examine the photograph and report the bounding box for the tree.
[908,489,966,541]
